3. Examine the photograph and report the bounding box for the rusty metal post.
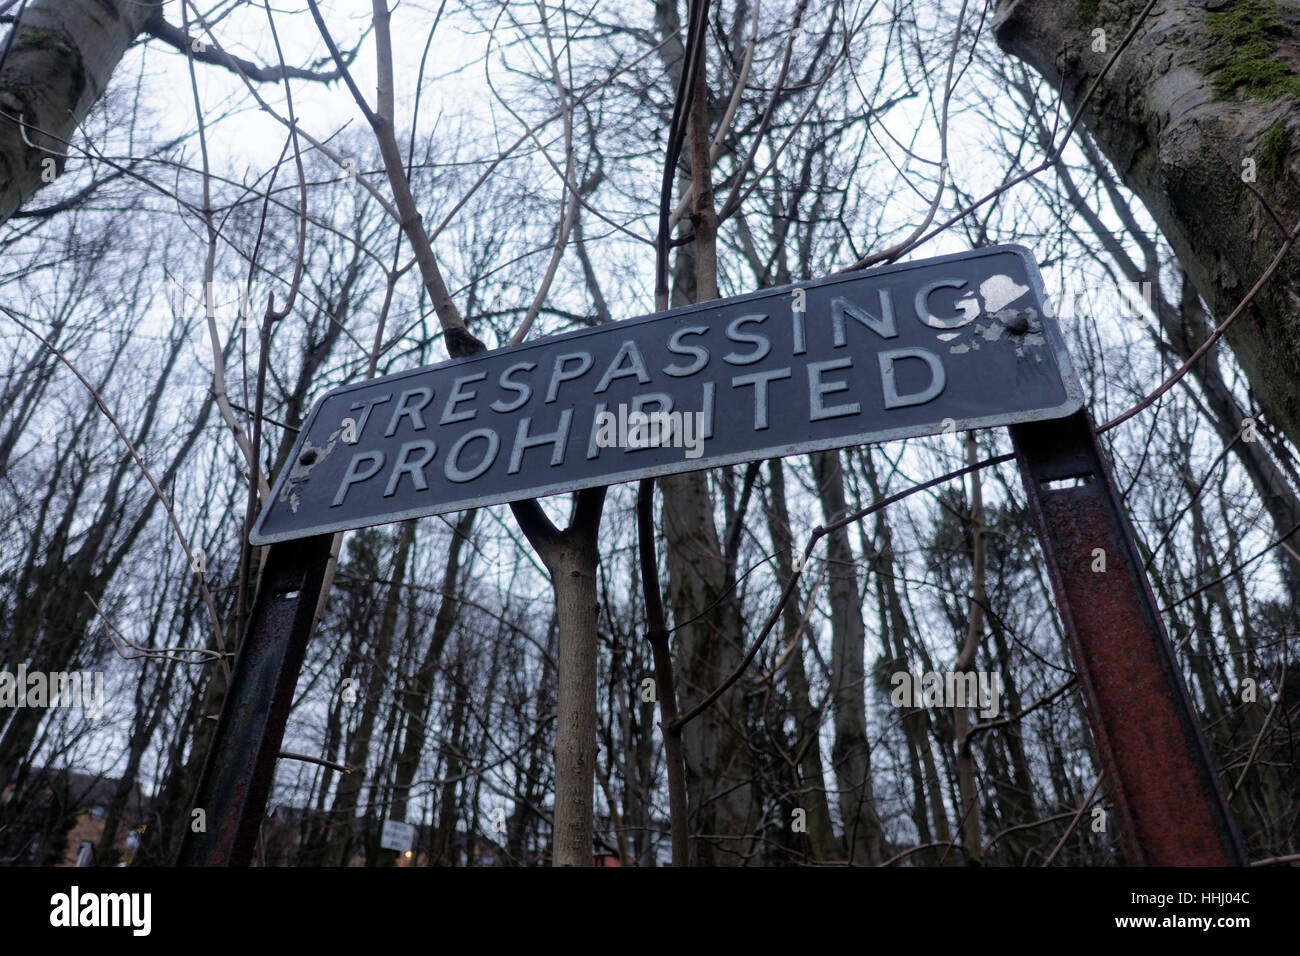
[175,533,333,866]
[1010,410,1246,865]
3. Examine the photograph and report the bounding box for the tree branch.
[145,8,359,84]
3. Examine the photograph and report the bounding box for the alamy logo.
[890,670,1001,719]
[50,886,151,936]
[0,665,104,718]
[165,277,266,328]
[593,404,707,459]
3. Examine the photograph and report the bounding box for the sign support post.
[175,534,332,867]
[1010,410,1247,865]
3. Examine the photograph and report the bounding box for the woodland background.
[0,0,1297,866]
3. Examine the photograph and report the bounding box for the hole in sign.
[1041,473,1094,492]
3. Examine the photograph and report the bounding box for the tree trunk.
[326,520,415,865]
[431,651,469,866]
[863,452,953,860]
[510,489,605,867]
[810,450,885,864]
[1025,94,1300,591]
[652,0,764,864]
[764,459,842,862]
[952,433,987,864]
[0,0,161,222]
[389,509,476,823]
[994,0,1300,449]
[549,534,600,866]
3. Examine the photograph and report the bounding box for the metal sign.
[186,243,1243,869]
[252,245,1082,544]
[380,819,416,853]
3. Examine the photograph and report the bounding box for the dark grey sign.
[250,244,1082,544]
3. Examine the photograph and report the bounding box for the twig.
[87,592,226,666]
[278,751,355,774]
[507,2,581,346]
[848,0,1161,271]
[636,478,690,865]
[1041,773,1103,866]
[1098,215,1300,434]
[846,0,967,269]
[1229,642,1287,800]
